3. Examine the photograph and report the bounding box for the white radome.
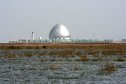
[49,24,71,39]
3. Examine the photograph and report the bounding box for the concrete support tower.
[32,30,34,40]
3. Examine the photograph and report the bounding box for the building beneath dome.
[8,23,114,43]
[49,24,71,40]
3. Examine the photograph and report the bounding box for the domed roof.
[49,24,71,39]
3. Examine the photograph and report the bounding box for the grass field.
[0,43,126,55]
[0,43,126,83]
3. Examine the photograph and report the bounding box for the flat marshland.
[0,43,126,84]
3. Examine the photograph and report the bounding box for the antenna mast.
[32,30,34,40]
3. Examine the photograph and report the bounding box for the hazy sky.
[0,0,126,42]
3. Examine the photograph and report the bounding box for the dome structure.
[49,24,71,40]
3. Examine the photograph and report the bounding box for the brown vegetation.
[24,52,33,58]
[80,55,89,61]
[49,64,60,70]
[1,43,126,60]
[100,63,117,74]
[4,54,17,60]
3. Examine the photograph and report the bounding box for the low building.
[121,39,126,43]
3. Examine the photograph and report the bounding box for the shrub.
[80,55,89,61]
[39,59,47,62]
[4,54,17,60]
[49,64,60,70]
[116,58,125,62]
[24,52,33,58]
[100,63,117,74]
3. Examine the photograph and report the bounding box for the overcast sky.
[0,0,126,42]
